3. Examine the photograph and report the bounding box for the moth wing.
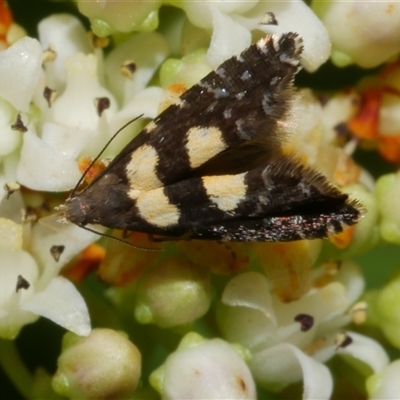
[94,33,303,192]
[156,158,362,241]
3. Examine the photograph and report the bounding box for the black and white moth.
[59,33,361,242]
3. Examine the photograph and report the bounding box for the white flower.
[0,191,95,339]
[0,13,173,339]
[78,1,330,72]
[11,14,169,191]
[0,37,42,177]
[0,36,42,112]
[217,263,389,399]
[180,0,331,72]
[0,11,172,339]
[367,360,400,399]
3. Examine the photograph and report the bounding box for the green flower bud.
[377,171,400,245]
[134,256,212,328]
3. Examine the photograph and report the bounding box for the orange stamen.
[63,243,106,283]
[378,135,400,164]
[0,1,13,41]
[347,88,382,140]
[329,226,355,249]
[78,156,107,184]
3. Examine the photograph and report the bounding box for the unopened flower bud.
[52,329,141,400]
[151,332,256,399]
[134,256,212,328]
[377,171,400,245]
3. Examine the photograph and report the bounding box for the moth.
[59,32,362,242]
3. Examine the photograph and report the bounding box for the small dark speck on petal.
[94,97,110,117]
[3,182,20,199]
[294,313,314,332]
[237,376,247,392]
[16,275,30,292]
[50,245,65,262]
[11,113,27,132]
[43,87,58,108]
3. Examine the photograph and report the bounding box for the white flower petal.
[163,338,256,399]
[218,305,278,351]
[38,14,91,89]
[0,98,21,157]
[220,272,350,351]
[0,218,23,251]
[0,249,39,339]
[237,0,330,71]
[105,32,169,106]
[117,86,162,120]
[52,53,117,130]
[318,2,400,68]
[0,189,25,223]
[206,6,251,68]
[273,282,348,347]
[335,261,365,306]
[2,152,20,186]
[0,249,39,306]
[0,37,43,111]
[368,360,400,400]
[338,331,389,373]
[16,129,81,191]
[179,1,256,30]
[0,125,21,157]
[30,221,102,284]
[41,122,97,159]
[106,86,163,147]
[175,3,213,30]
[222,272,276,324]
[250,343,332,399]
[22,276,91,337]
[315,263,365,338]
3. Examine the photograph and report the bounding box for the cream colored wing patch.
[185,126,228,169]
[125,144,162,192]
[136,187,180,227]
[202,173,247,212]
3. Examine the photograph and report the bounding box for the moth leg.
[147,234,189,243]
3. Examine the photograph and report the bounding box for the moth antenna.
[70,115,144,198]
[78,224,162,252]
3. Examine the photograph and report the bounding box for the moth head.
[59,173,134,229]
[61,196,88,226]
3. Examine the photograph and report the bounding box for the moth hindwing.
[60,32,362,242]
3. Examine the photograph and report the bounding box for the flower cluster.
[1,0,400,399]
